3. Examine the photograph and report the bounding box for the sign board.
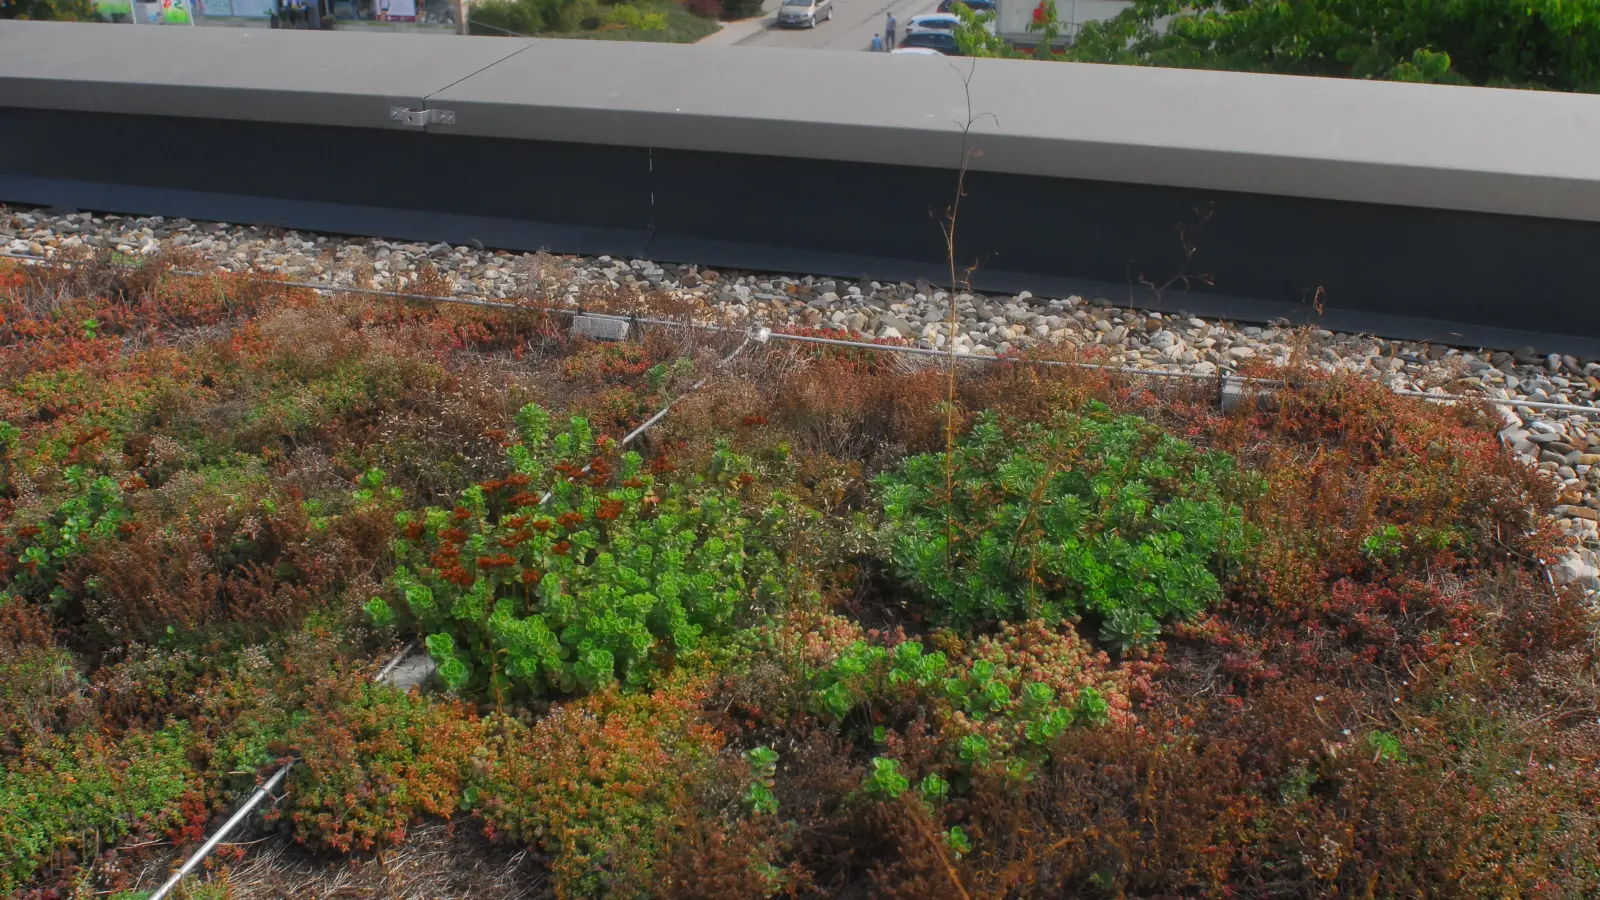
[377,0,417,21]
[159,0,194,22]
[126,0,194,21]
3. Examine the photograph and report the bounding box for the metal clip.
[389,107,457,127]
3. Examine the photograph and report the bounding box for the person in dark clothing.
[885,12,896,48]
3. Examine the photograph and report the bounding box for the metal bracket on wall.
[390,107,456,127]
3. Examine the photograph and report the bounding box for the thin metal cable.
[3,249,1598,418]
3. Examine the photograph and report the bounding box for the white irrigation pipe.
[145,641,412,900]
[623,334,757,446]
[537,334,756,505]
[375,641,417,683]
[5,250,1600,421]
[146,764,294,900]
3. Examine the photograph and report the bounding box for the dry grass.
[219,822,547,900]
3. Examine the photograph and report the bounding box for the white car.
[905,12,961,34]
[905,12,995,36]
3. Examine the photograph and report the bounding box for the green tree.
[469,0,598,35]
[959,0,1600,93]
[0,0,96,20]
[951,1,1049,59]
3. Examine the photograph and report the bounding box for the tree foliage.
[958,0,1600,91]
[0,0,95,21]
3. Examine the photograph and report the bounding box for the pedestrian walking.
[871,33,883,52]
[885,12,896,48]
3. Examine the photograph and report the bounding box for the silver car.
[776,0,832,28]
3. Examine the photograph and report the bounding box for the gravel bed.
[5,205,1599,592]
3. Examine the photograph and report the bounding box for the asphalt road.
[725,0,1133,52]
[727,0,940,52]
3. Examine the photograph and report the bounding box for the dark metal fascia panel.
[640,143,1600,347]
[0,174,655,260]
[425,38,1600,223]
[0,105,656,232]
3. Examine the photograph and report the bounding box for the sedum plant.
[4,464,129,613]
[875,404,1245,648]
[813,636,1110,760]
[743,745,780,815]
[378,403,781,701]
[809,626,1128,799]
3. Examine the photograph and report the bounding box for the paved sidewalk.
[696,0,778,45]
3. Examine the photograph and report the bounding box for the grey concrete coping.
[4,20,1599,221]
[0,20,536,129]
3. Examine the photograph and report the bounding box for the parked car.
[890,46,944,55]
[905,12,960,33]
[776,0,832,27]
[897,30,960,54]
[936,0,996,13]
[906,12,995,38]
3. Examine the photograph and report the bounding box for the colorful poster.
[159,0,193,22]
[126,0,195,21]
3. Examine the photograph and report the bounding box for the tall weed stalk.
[932,61,993,900]
[940,63,994,592]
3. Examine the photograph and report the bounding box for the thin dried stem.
[903,796,973,900]
[941,61,996,585]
